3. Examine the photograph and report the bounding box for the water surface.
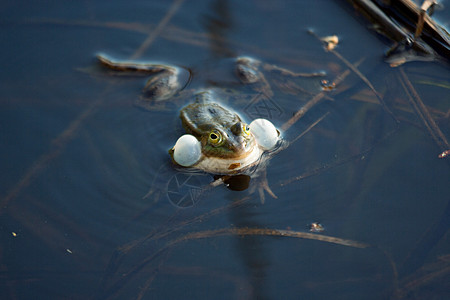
[1,1,449,299]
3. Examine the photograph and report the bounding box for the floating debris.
[438,150,450,159]
[309,222,325,233]
[11,232,17,237]
[321,35,339,51]
[66,249,73,254]
[321,79,336,91]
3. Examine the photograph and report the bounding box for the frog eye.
[242,123,250,136]
[209,130,223,145]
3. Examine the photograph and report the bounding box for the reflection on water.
[202,0,235,58]
[1,0,450,299]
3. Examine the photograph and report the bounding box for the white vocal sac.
[249,118,279,150]
[173,134,202,167]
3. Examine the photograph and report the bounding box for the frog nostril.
[231,122,243,135]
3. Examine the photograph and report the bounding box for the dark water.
[1,1,450,299]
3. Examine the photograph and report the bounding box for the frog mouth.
[194,144,262,175]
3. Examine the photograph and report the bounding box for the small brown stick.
[414,1,438,39]
[398,67,450,151]
[414,9,426,39]
[169,227,371,248]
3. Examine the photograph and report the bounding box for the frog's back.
[180,102,241,136]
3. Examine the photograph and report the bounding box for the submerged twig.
[398,67,450,151]
[262,63,326,78]
[168,227,371,248]
[395,255,450,298]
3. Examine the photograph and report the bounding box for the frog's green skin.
[179,96,263,174]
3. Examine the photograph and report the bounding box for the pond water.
[1,1,450,299]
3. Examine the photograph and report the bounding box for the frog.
[96,53,324,200]
[169,90,280,175]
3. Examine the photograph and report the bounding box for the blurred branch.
[346,0,450,63]
[398,68,450,152]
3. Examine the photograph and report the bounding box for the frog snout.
[231,136,248,152]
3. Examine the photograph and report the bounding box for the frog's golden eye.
[209,130,223,145]
[242,123,250,136]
